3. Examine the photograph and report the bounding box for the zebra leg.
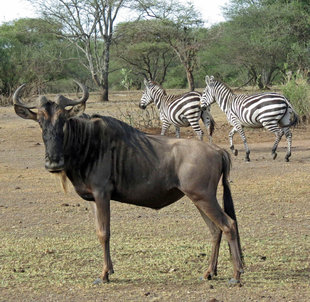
[161,122,170,136]
[229,127,239,156]
[235,126,250,161]
[201,110,213,143]
[271,130,284,160]
[284,128,293,162]
[188,119,204,141]
[263,122,284,160]
[175,126,181,138]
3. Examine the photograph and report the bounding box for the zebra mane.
[215,79,235,95]
[149,80,167,96]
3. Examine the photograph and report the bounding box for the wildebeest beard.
[62,115,159,187]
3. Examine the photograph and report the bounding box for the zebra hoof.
[272,152,277,160]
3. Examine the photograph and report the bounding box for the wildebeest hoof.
[228,278,242,287]
[203,271,216,280]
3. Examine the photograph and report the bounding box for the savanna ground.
[0,89,310,302]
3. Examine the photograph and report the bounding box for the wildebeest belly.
[112,187,184,209]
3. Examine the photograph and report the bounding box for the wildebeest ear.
[67,102,86,117]
[14,105,37,121]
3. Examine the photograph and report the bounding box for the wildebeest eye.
[38,119,43,128]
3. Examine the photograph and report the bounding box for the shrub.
[282,73,310,123]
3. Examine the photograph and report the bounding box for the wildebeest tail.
[221,149,243,261]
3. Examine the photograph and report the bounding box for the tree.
[35,0,128,101]
[114,20,175,84]
[220,0,310,87]
[135,0,204,90]
[0,18,70,96]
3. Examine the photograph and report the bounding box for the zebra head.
[201,75,216,111]
[139,79,155,110]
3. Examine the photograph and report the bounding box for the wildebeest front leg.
[93,193,114,283]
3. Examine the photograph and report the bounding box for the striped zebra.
[139,79,215,141]
[201,76,298,162]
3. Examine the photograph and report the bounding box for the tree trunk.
[100,37,111,102]
[99,85,109,102]
[186,69,195,91]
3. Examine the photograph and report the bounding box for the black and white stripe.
[201,76,298,161]
[140,79,214,141]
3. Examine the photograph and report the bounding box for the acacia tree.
[34,0,128,101]
[221,0,310,88]
[114,20,175,84]
[135,0,204,90]
[0,18,71,96]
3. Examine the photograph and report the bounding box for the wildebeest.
[13,82,243,285]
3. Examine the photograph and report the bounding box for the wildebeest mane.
[63,114,158,180]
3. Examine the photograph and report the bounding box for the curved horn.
[13,84,37,109]
[55,81,89,107]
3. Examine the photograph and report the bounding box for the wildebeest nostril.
[45,158,64,172]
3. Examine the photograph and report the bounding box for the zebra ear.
[205,75,210,85]
[144,78,148,87]
[210,75,215,82]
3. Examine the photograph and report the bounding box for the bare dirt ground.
[0,91,310,302]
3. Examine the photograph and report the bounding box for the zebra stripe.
[140,80,214,141]
[201,76,298,161]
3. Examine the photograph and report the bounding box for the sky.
[0,0,229,26]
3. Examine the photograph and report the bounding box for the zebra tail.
[279,106,299,128]
[221,150,243,262]
[209,114,216,137]
[279,97,300,128]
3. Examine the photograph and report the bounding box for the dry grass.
[0,89,310,301]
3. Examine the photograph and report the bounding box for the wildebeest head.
[13,81,89,173]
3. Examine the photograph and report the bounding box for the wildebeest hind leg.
[193,197,243,283]
[196,207,222,280]
[93,195,114,284]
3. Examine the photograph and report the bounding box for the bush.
[282,74,310,123]
[0,95,12,106]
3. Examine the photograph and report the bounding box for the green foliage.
[0,18,85,97]
[282,73,310,121]
[203,0,310,88]
[0,0,309,98]
[120,68,133,90]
